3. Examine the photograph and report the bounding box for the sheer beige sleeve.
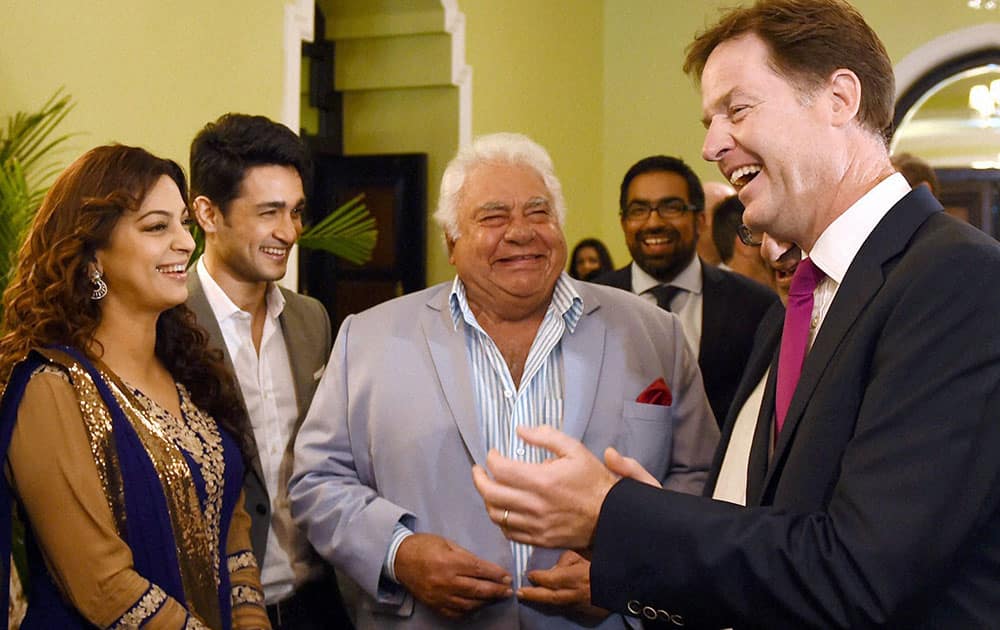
[7,370,192,628]
[226,490,270,629]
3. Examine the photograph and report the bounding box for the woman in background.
[0,145,268,629]
[568,237,614,281]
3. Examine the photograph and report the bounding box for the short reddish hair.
[684,0,894,144]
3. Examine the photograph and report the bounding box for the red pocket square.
[637,377,672,406]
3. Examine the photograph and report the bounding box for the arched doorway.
[892,28,1000,238]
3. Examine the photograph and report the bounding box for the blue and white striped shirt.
[449,273,583,587]
[383,274,583,590]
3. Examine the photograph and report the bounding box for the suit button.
[642,606,657,620]
[626,600,641,615]
[255,503,268,515]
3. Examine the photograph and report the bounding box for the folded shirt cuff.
[383,521,414,584]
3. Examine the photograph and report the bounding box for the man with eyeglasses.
[595,155,778,425]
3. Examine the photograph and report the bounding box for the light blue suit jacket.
[289,278,719,629]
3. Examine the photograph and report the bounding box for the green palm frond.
[0,89,75,293]
[0,159,34,284]
[299,193,377,266]
[187,194,376,269]
[187,224,205,269]
[1,89,75,187]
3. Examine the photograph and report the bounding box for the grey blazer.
[186,271,332,560]
[289,278,719,629]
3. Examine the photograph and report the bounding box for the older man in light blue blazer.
[289,133,719,629]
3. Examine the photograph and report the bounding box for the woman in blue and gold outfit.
[0,145,270,629]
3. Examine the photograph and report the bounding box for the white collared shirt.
[713,173,912,507]
[631,255,704,358]
[196,258,317,604]
[805,172,911,344]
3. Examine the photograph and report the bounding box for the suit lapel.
[186,271,267,486]
[594,265,632,291]
[707,301,783,497]
[421,287,488,468]
[276,290,311,422]
[762,188,941,495]
[698,264,724,371]
[747,347,779,504]
[561,285,605,442]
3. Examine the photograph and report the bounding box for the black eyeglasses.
[622,198,698,223]
[737,224,763,246]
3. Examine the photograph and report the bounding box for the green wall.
[463,0,999,267]
[458,0,605,272]
[2,1,996,287]
[0,1,286,171]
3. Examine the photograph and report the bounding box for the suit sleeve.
[288,314,415,613]
[661,314,719,495]
[591,238,1000,628]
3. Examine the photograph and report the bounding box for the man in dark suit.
[594,156,777,425]
[187,114,350,629]
[472,1,1000,627]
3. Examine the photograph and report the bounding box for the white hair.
[433,132,567,240]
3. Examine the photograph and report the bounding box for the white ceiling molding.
[895,23,1000,100]
[441,0,472,148]
[281,0,314,290]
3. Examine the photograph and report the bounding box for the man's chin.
[635,259,682,282]
[248,266,288,284]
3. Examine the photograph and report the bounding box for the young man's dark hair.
[618,155,705,214]
[711,195,744,264]
[189,113,309,212]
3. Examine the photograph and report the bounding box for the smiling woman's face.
[93,175,195,316]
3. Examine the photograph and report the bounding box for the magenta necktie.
[775,257,826,436]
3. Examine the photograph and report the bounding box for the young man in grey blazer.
[187,113,350,629]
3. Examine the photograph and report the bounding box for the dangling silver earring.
[90,269,108,301]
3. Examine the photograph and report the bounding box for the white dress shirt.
[712,173,911,506]
[631,255,704,359]
[196,259,318,604]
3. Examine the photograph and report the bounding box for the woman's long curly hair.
[0,144,254,462]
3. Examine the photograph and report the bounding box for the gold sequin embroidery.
[34,361,128,535]
[231,585,265,608]
[35,350,227,630]
[184,614,211,630]
[109,583,166,629]
[110,379,226,630]
[227,550,258,575]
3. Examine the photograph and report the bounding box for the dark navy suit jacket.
[591,187,1000,628]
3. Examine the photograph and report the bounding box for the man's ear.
[695,210,707,236]
[828,68,862,128]
[446,234,457,265]
[192,195,220,234]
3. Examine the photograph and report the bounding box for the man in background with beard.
[595,155,776,425]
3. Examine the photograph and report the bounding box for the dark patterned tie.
[647,284,680,312]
